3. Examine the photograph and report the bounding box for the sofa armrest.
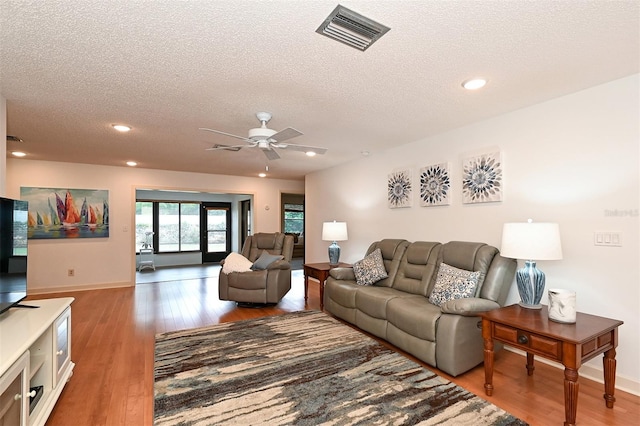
[266,260,291,270]
[440,298,500,316]
[329,267,355,281]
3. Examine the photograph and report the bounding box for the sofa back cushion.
[434,241,497,297]
[242,232,294,262]
[392,241,441,296]
[365,239,409,287]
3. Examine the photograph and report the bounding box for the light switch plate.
[594,232,621,247]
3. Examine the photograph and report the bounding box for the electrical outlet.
[67,269,75,277]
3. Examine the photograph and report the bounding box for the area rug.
[154,311,527,425]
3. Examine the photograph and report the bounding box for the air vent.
[316,5,390,51]
[6,135,23,143]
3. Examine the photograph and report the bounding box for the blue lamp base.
[328,241,341,266]
[516,260,545,309]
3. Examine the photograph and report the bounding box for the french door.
[201,202,231,263]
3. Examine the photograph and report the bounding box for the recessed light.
[112,124,131,132]
[258,173,267,178]
[306,151,317,157]
[11,151,26,157]
[462,78,487,90]
[126,161,137,167]
[361,150,370,157]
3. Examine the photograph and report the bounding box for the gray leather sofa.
[324,239,516,376]
[219,232,294,305]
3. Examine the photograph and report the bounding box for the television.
[0,196,29,315]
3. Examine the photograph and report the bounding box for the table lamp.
[322,221,348,266]
[500,220,563,309]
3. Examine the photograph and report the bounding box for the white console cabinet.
[0,298,74,426]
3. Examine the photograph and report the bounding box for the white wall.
[6,159,304,292]
[306,74,640,392]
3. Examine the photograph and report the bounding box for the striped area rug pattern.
[154,311,527,425]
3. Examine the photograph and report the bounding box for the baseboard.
[28,281,134,295]
[505,346,640,396]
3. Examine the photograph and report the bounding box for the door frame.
[201,202,232,263]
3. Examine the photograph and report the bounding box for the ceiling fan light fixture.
[248,127,277,140]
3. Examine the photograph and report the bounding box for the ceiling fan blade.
[205,143,247,151]
[270,127,303,143]
[199,128,251,142]
[262,148,281,160]
[276,143,328,155]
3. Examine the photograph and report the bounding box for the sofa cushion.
[387,295,442,341]
[355,286,404,319]
[221,252,253,274]
[353,248,388,286]
[392,241,441,296]
[251,250,284,270]
[324,279,359,309]
[364,240,409,287]
[428,263,480,307]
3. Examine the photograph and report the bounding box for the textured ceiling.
[1,1,638,180]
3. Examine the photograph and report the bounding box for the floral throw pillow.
[353,248,388,286]
[428,263,481,307]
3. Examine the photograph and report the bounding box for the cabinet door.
[53,308,71,388]
[0,351,29,426]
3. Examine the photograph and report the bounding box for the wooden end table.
[303,262,350,310]
[481,304,623,426]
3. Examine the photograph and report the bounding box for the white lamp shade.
[322,221,348,241]
[501,222,563,260]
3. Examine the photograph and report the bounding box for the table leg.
[603,348,617,408]
[304,274,309,303]
[319,280,325,310]
[482,324,494,396]
[526,352,535,376]
[563,367,579,426]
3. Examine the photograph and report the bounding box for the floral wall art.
[419,163,451,207]
[20,187,110,239]
[461,151,503,204]
[387,169,413,208]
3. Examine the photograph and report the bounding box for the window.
[135,201,153,250]
[284,203,304,234]
[135,201,201,253]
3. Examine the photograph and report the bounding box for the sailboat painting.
[20,187,109,239]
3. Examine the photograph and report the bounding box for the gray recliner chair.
[219,232,294,305]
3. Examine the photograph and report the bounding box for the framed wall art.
[388,169,413,208]
[419,162,451,207]
[461,151,503,204]
[20,187,110,239]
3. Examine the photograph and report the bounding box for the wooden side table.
[481,304,623,426]
[303,262,350,310]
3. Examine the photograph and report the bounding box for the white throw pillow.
[222,252,253,274]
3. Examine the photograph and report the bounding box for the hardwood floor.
[28,268,638,425]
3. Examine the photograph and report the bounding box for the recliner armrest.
[440,298,500,316]
[329,267,355,281]
[266,260,291,270]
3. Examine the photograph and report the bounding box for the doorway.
[201,202,232,263]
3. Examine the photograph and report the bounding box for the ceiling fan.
[200,112,328,160]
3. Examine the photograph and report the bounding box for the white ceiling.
[1,1,638,180]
